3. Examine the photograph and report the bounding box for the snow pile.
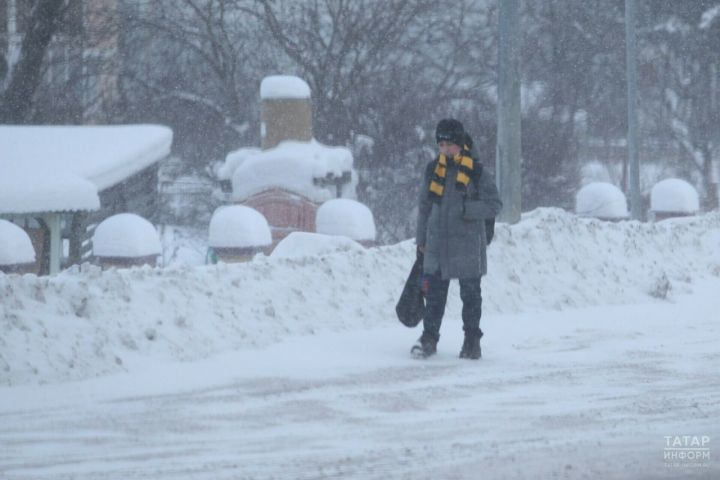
[650,178,699,214]
[229,139,357,203]
[0,220,35,265]
[316,199,376,241]
[270,232,364,259]
[575,182,628,219]
[208,205,272,248]
[216,147,261,181]
[2,208,719,385]
[260,75,311,99]
[93,214,161,258]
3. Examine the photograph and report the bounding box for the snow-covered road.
[1,279,718,480]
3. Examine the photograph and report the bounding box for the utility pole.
[497,0,522,224]
[625,0,641,220]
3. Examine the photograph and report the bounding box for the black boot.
[459,328,483,359]
[411,331,439,358]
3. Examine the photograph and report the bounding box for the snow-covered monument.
[649,178,699,221]
[217,75,360,246]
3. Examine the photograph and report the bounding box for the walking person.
[412,118,502,359]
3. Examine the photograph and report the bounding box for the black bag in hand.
[395,256,425,327]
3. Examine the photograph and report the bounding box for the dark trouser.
[422,272,482,340]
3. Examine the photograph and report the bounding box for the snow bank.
[650,178,699,213]
[575,182,628,219]
[208,205,272,248]
[0,220,35,265]
[93,214,161,258]
[270,231,364,259]
[260,75,311,99]
[316,199,376,241]
[2,208,719,385]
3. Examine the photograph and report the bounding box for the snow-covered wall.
[2,209,719,386]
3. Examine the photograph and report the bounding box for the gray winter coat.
[416,159,502,279]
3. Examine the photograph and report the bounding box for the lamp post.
[625,0,641,220]
[496,0,522,224]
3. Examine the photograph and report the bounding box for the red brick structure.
[243,188,318,246]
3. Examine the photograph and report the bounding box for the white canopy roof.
[0,124,173,215]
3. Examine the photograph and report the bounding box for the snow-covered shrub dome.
[316,199,376,241]
[0,219,35,266]
[93,213,161,258]
[575,182,628,219]
[208,205,272,248]
[260,75,311,99]
[650,178,699,214]
[270,231,363,259]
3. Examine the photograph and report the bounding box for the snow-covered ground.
[1,208,719,478]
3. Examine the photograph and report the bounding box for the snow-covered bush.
[316,198,376,242]
[93,214,161,265]
[208,205,272,249]
[575,182,628,219]
[0,220,35,270]
[650,178,699,214]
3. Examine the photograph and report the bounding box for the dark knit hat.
[435,118,465,145]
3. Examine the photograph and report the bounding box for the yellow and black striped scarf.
[429,148,474,198]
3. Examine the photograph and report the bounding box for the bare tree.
[0,0,68,123]
[642,2,720,209]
